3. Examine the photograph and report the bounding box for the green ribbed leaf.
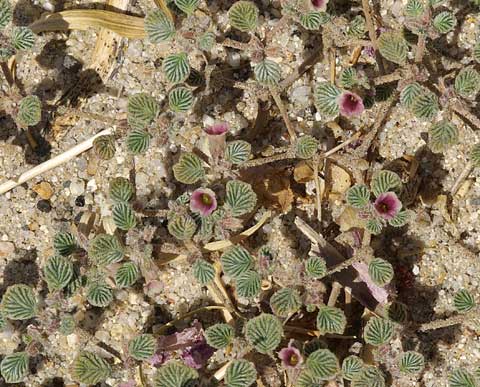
[127,93,159,129]
[224,180,257,217]
[228,1,258,32]
[471,144,480,168]
[168,86,194,113]
[192,259,215,285]
[448,369,477,387]
[400,82,423,108]
[371,170,402,197]
[342,355,364,381]
[236,270,261,298]
[115,262,140,288]
[351,366,385,387]
[163,53,190,84]
[378,32,408,65]
[86,281,113,307]
[145,10,175,43]
[44,255,73,291]
[270,287,302,317]
[245,313,283,354]
[306,349,339,380]
[405,0,425,17]
[88,234,124,266]
[225,359,257,387]
[1,284,37,320]
[346,185,370,209]
[153,361,199,387]
[127,129,151,154]
[0,311,5,331]
[428,120,458,153]
[411,89,439,120]
[295,135,318,159]
[53,231,77,256]
[386,301,408,323]
[59,314,75,335]
[221,246,254,278]
[17,95,41,127]
[225,140,251,164]
[109,177,134,203]
[366,218,383,235]
[11,27,35,50]
[112,202,136,230]
[388,210,408,227]
[0,352,29,383]
[93,135,116,160]
[168,214,197,240]
[473,41,480,63]
[254,59,281,86]
[173,153,205,184]
[205,323,235,349]
[198,31,216,51]
[433,11,456,34]
[305,256,327,279]
[296,369,324,387]
[363,317,394,346]
[0,0,12,29]
[453,289,475,313]
[339,67,357,89]
[316,305,346,335]
[72,352,111,384]
[399,351,424,374]
[455,67,480,99]
[314,82,341,117]
[347,15,366,38]
[128,334,156,361]
[368,258,394,286]
[174,0,199,15]
[299,11,330,30]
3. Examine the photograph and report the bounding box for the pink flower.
[374,192,402,220]
[311,0,327,9]
[204,122,228,136]
[338,91,365,117]
[278,342,303,369]
[190,188,217,216]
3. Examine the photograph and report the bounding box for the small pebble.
[37,200,52,213]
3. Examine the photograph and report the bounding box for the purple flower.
[181,341,215,369]
[311,0,327,9]
[352,261,389,304]
[338,91,365,117]
[204,122,228,136]
[373,192,402,220]
[190,188,217,217]
[278,342,303,369]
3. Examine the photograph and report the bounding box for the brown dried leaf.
[293,161,314,183]
[32,181,54,200]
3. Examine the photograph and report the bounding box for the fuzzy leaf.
[144,9,175,43]
[378,32,408,65]
[88,234,124,265]
[17,95,41,127]
[228,1,258,32]
[109,177,134,203]
[220,246,254,278]
[410,89,439,120]
[473,41,480,63]
[299,11,330,30]
[433,11,456,34]
[453,289,475,313]
[236,270,261,298]
[399,351,424,374]
[224,180,257,217]
[93,135,116,160]
[428,120,458,153]
[127,129,151,154]
[174,0,199,14]
[168,214,197,240]
[198,31,216,51]
[405,0,424,17]
[53,231,77,256]
[385,301,408,323]
[192,259,215,285]
[295,135,318,159]
[388,210,409,227]
[225,140,251,164]
[11,27,35,50]
[346,185,370,209]
[368,258,394,286]
[351,366,385,387]
[173,153,205,184]
[44,255,74,291]
[316,305,346,335]
[455,67,480,99]
[168,86,194,113]
[86,281,113,307]
[0,0,12,29]
[306,349,339,380]
[448,369,477,387]
[1,284,37,320]
[363,317,394,346]
[129,334,156,361]
[342,355,364,381]
[366,218,383,235]
[153,361,199,387]
[245,313,283,354]
[371,170,402,197]
[339,67,358,89]
[115,262,140,288]
[254,59,282,86]
[305,256,327,279]
[127,93,159,129]
[314,82,341,117]
[225,359,257,387]
[400,82,423,108]
[270,287,302,317]
[163,53,190,84]
[72,352,111,384]
[0,352,29,383]
[205,323,235,349]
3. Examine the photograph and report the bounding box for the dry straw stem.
[153,0,174,22]
[270,87,298,142]
[450,160,473,196]
[418,309,477,331]
[0,128,114,195]
[29,10,145,38]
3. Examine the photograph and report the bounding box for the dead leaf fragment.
[330,165,351,195]
[33,181,54,200]
[294,161,314,183]
[0,241,14,257]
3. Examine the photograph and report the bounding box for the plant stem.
[327,281,342,307]
[361,0,385,74]
[418,311,475,332]
[415,34,426,63]
[270,86,297,142]
[450,161,473,196]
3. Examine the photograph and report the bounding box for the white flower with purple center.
[311,0,327,10]
[338,91,365,117]
[374,192,402,220]
[190,188,217,217]
[278,343,303,369]
[204,122,229,136]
